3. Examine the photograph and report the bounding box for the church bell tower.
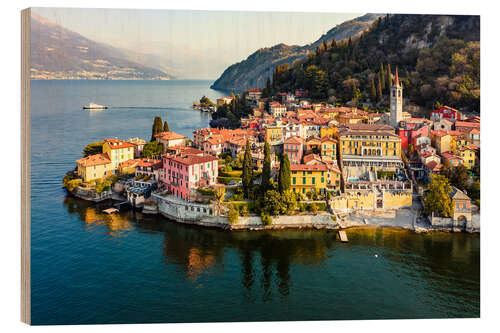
[390,67,403,128]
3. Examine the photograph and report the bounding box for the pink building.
[284,136,304,164]
[162,153,219,201]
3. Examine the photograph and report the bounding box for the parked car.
[228,180,237,186]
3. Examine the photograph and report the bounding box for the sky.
[32,8,361,79]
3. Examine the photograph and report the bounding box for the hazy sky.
[32,8,361,79]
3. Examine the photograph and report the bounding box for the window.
[293,177,296,184]
[312,178,315,185]
[303,177,306,184]
[321,178,324,183]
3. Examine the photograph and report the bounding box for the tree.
[151,116,163,141]
[280,190,297,214]
[379,63,386,92]
[163,120,170,132]
[330,38,337,49]
[262,189,284,215]
[424,174,453,217]
[440,159,452,179]
[261,141,272,192]
[83,141,104,157]
[241,140,253,198]
[262,77,272,98]
[370,76,377,102]
[278,153,291,194]
[387,63,393,88]
[199,96,214,107]
[450,164,469,190]
[141,141,162,158]
[377,77,383,102]
[95,180,112,194]
[227,204,239,225]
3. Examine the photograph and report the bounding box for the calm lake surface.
[30,80,480,325]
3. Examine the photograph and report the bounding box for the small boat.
[83,103,108,110]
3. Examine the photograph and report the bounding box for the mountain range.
[210,13,384,91]
[30,14,173,80]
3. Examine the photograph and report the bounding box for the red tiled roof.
[155,131,187,141]
[171,154,219,166]
[76,153,111,167]
[320,136,337,143]
[441,152,461,160]
[284,136,304,144]
[425,161,441,172]
[303,154,322,164]
[104,139,136,149]
[137,158,162,168]
[455,121,480,128]
[290,164,328,172]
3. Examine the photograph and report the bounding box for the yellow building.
[430,130,452,154]
[327,164,342,191]
[102,139,136,170]
[290,164,328,195]
[339,130,401,157]
[339,127,403,173]
[264,126,283,144]
[76,153,113,182]
[320,126,338,139]
[337,112,366,125]
[320,137,337,161]
[458,146,477,169]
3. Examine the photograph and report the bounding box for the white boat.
[83,103,108,110]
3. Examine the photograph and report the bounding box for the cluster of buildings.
[72,69,479,222]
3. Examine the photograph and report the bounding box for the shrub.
[309,203,318,213]
[143,174,152,181]
[65,179,82,191]
[219,170,243,178]
[299,204,306,212]
[261,213,273,226]
[227,205,239,225]
[331,215,337,222]
[197,188,215,196]
[377,170,395,179]
[217,176,242,185]
[230,201,257,213]
[95,180,112,194]
[240,205,249,217]
[326,192,332,200]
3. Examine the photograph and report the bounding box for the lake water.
[30,80,480,325]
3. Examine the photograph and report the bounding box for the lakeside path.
[337,196,480,233]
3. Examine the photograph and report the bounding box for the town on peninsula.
[62,63,480,235]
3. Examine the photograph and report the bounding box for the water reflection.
[64,197,134,237]
[63,197,479,309]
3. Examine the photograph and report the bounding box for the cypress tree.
[322,39,328,51]
[278,153,291,194]
[151,116,163,141]
[330,38,337,49]
[163,120,169,132]
[387,64,393,88]
[370,77,377,102]
[377,78,383,102]
[379,63,386,93]
[242,140,253,199]
[261,141,271,192]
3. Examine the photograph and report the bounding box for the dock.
[103,208,119,214]
[338,230,349,242]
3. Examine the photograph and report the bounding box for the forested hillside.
[272,14,480,112]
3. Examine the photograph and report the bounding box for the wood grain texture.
[21,7,31,325]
